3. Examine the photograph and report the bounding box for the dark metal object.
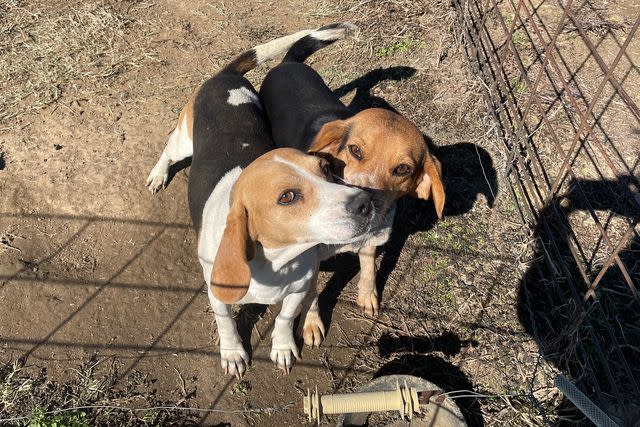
[418,389,446,405]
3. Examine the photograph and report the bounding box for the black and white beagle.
[146,25,376,377]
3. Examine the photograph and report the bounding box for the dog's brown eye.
[393,163,412,177]
[278,190,299,205]
[349,144,363,160]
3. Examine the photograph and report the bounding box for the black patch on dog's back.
[188,74,273,231]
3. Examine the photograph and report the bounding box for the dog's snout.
[346,191,373,217]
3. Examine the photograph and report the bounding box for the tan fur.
[237,150,322,248]
[177,97,194,140]
[210,202,255,303]
[310,108,446,217]
[356,245,378,316]
[412,152,445,219]
[209,149,330,303]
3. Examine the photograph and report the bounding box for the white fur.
[226,87,261,108]
[318,204,396,260]
[253,24,357,64]
[254,29,314,64]
[198,167,318,297]
[145,22,360,373]
[146,117,193,193]
[196,157,377,376]
[309,23,358,41]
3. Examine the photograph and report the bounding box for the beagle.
[146,25,376,377]
[259,29,446,344]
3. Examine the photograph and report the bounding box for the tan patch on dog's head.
[209,148,337,303]
[309,108,445,218]
[234,149,327,248]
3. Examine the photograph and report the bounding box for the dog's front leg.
[357,245,379,316]
[297,271,325,348]
[210,298,249,379]
[270,291,305,373]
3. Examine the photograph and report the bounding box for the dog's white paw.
[145,162,170,194]
[220,346,250,379]
[357,288,379,317]
[146,174,167,194]
[301,314,325,348]
[270,333,300,374]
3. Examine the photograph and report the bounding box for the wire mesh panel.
[455,0,640,423]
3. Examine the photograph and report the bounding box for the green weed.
[376,38,423,57]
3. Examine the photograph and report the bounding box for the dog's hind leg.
[146,99,194,193]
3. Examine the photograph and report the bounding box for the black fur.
[283,23,350,63]
[260,24,357,152]
[260,62,352,152]
[189,74,273,231]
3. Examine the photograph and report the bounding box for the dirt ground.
[0,0,594,425]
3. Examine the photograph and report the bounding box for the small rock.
[53,144,63,150]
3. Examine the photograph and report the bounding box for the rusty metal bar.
[480,1,549,208]
[565,9,640,123]
[467,0,548,213]
[585,219,639,300]
[548,16,640,198]
[493,3,640,379]
[512,0,575,137]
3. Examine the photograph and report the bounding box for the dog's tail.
[282,23,357,63]
[221,23,357,74]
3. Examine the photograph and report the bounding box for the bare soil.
[6,0,635,425]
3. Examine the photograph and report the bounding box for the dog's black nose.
[347,191,373,217]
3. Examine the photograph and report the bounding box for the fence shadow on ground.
[0,211,374,426]
[1,66,499,425]
[517,177,640,425]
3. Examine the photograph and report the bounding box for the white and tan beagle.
[146,25,376,377]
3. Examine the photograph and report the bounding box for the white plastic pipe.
[303,381,420,424]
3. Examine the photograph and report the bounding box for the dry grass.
[0,356,198,426]
[0,0,158,123]
[2,0,628,424]
[566,1,629,35]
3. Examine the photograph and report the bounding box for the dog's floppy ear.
[411,153,446,219]
[210,199,255,304]
[309,120,348,156]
